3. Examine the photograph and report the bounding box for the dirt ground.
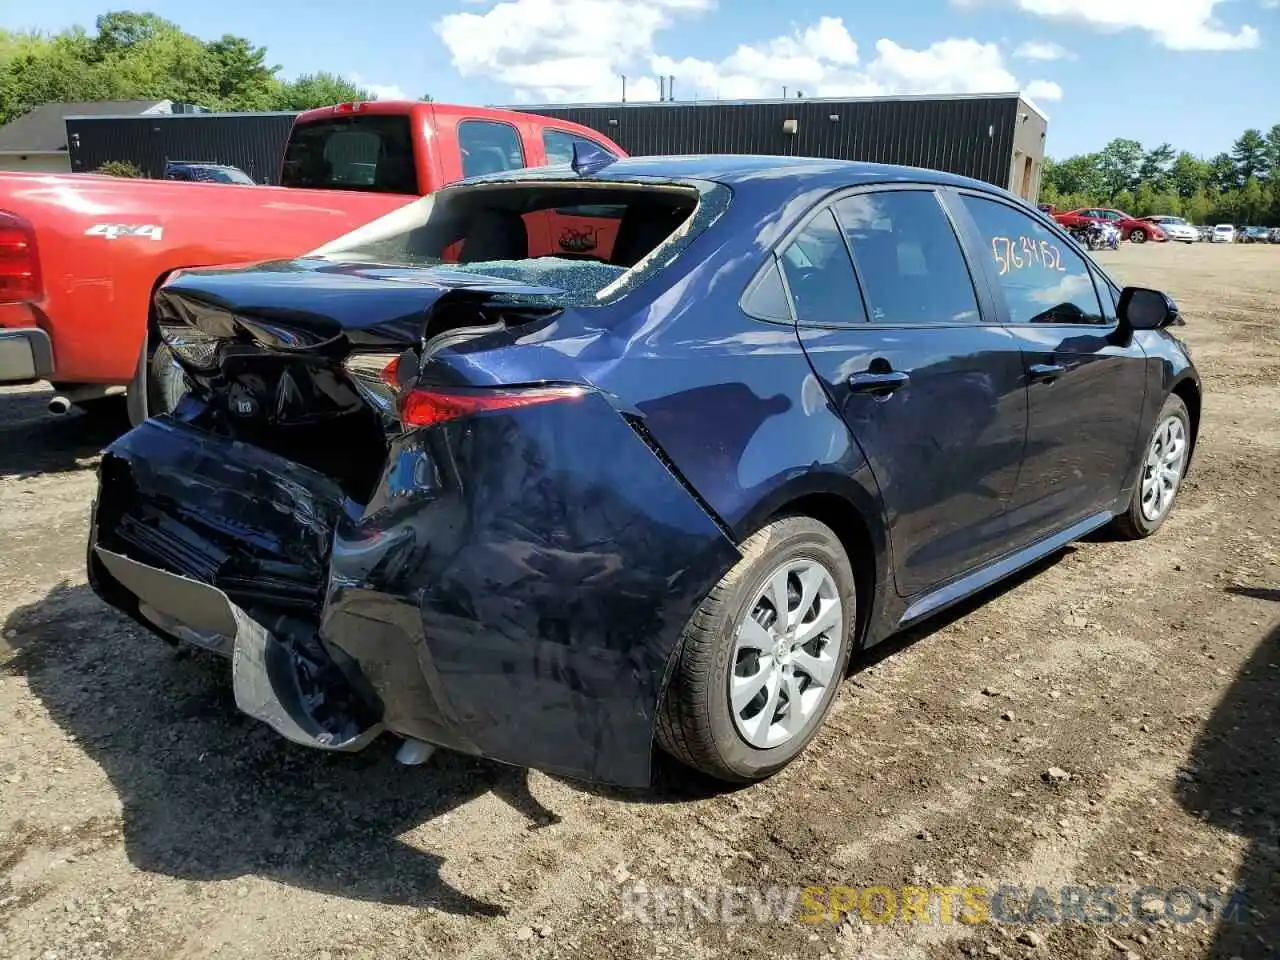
[2,242,1279,960]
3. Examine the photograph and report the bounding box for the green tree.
[1265,124,1280,182]
[206,35,280,110]
[1182,190,1213,225]
[273,72,371,110]
[1043,153,1104,197]
[1138,142,1175,192]
[1237,176,1266,225]
[90,10,174,59]
[1097,138,1143,199]
[1169,151,1209,199]
[93,159,144,177]
[1208,153,1237,192]
[1232,129,1269,185]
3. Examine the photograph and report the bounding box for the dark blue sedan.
[87,155,1201,787]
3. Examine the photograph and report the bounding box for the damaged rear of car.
[88,171,742,787]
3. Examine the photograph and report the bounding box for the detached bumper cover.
[90,398,739,787]
[95,547,381,750]
[0,327,53,383]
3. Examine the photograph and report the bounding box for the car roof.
[461,153,1010,194]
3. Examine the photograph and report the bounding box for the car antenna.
[571,140,617,177]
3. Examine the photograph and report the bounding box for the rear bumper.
[95,546,382,750]
[0,327,54,384]
[89,405,738,787]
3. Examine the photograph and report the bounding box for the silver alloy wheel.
[1140,415,1188,522]
[729,558,843,749]
[1131,230,1147,244]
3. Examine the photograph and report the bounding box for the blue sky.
[9,0,1278,158]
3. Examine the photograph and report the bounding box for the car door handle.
[1028,363,1067,383]
[847,371,910,394]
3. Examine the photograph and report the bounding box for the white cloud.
[1004,0,1259,51]
[1013,40,1073,60]
[1023,79,1064,101]
[436,3,1060,104]
[436,0,713,101]
[348,73,410,101]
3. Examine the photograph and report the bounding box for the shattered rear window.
[312,179,731,306]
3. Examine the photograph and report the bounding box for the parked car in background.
[1268,227,1280,243]
[1054,207,1166,243]
[1196,225,1214,242]
[1142,215,1197,244]
[0,100,626,423]
[164,162,257,185]
[88,155,1201,787]
[1239,226,1271,244]
[1212,224,1236,243]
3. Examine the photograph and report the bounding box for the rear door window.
[959,193,1106,326]
[459,120,526,178]
[281,115,418,193]
[833,191,981,326]
[778,208,867,326]
[543,129,615,166]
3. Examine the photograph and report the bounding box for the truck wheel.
[655,516,856,782]
[148,342,189,415]
[126,334,187,426]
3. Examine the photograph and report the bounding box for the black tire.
[1130,229,1147,244]
[148,342,190,415]
[126,331,188,426]
[1111,394,1191,540]
[656,516,857,782]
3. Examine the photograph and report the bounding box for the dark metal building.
[63,92,1048,198]
[511,93,1048,199]
[66,111,298,183]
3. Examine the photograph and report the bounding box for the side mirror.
[1118,286,1182,330]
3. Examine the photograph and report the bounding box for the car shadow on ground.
[1,582,565,916]
[1179,591,1280,957]
[0,391,128,479]
[569,549,1072,805]
[2,548,1076,908]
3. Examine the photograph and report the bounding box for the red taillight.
[401,385,586,428]
[0,211,41,304]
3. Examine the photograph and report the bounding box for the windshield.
[217,168,255,185]
[281,115,418,194]
[311,178,729,304]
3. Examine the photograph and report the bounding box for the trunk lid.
[153,258,575,503]
[157,258,566,347]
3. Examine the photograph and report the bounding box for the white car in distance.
[1212,224,1236,243]
[1144,216,1198,244]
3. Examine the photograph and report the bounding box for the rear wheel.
[1111,394,1191,540]
[656,516,856,782]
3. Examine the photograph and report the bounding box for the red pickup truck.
[0,100,625,422]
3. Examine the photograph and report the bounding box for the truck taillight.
[0,211,41,304]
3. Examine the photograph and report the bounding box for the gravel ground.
[1,242,1278,960]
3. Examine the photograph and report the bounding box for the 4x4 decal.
[85,223,164,241]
